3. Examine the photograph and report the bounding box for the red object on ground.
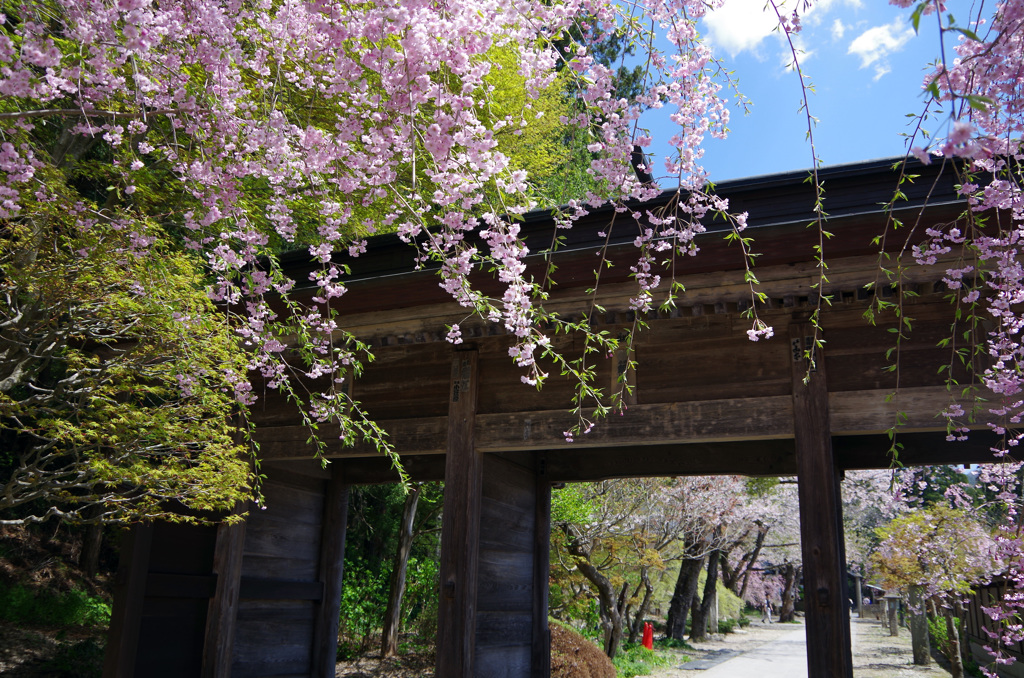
[642,622,653,650]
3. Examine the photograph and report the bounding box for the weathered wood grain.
[477,550,534,611]
[436,350,482,677]
[533,460,552,678]
[790,322,853,678]
[202,519,246,678]
[312,470,349,677]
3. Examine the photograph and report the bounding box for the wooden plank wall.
[231,462,332,678]
[966,582,1024,662]
[104,522,219,678]
[475,454,540,677]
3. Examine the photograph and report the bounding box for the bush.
[928,615,984,677]
[611,642,674,678]
[0,582,110,628]
[405,556,439,646]
[718,618,737,634]
[337,560,390,658]
[550,621,616,678]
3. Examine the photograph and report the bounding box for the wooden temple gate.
[104,159,1002,677]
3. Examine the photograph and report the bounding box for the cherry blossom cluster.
[897,1,1024,663]
[0,0,750,446]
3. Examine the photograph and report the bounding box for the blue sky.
[638,0,969,183]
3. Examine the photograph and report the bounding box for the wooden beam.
[436,349,482,677]
[790,323,853,678]
[312,468,350,677]
[834,431,1006,469]
[546,439,798,481]
[298,429,1008,487]
[103,524,153,678]
[255,385,970,461]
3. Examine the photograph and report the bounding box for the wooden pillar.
[789,322,853,678]
[202,519,247,678]
[437,349,482,677]
[532,456,552,678]
[312,466,350,677]
[103,524,153,678]
[855,575,863,618]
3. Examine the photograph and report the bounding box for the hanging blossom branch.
[880,0,1024,672]
[0,0,765,511]
[766,0,830,375]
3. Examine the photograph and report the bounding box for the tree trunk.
[737,527,767,602]
[690,549,720,641]
[945,608,965,678]
[381,484,421,657]
[79,523,103,579]
[627,568,654,644]
[666,555,704,640]
[908,585,930,665]
[778,562,799,623]
[563,524,625,659]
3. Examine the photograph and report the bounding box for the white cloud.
[780,34,814,72]
[704,0,863,58]
[831,19,846,41]
[702,0,779,58]
[847,18,915,79]
[804,0,862,28]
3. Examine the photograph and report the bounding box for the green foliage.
[482,46,600,207]
[0,581,110,628]
[927,613,983,676]
[611,642,675,678]
[338,482,443,656]
[745,477,780,497]
[693,568,745,622]
[716,581,745,622]
[337,559,390,659]
[871,505,993,597]
[928,614,955,661]
[404,556,440,644]
[718,618,738,634]
[551,484,598,524]
[0,187,255,523]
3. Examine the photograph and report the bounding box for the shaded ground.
[0,622,105,678]
[850,617,950,678]
[335,651,436,678]
[0,525,112,678]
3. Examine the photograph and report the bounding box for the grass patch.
[654,636,693,651]
[613,642,678,678]
[0,581,110,628]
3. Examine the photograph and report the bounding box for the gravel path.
[333,615,957,677]
[640,616,952,677]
